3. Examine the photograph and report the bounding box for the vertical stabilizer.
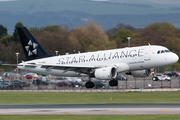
[17,27,52,61]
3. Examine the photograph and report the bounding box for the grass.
[0,92,180,120]
[0,92,180,104]
[0,115,180,120]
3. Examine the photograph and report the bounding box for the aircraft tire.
[109,80,114,87]
[85,81,94,88]
[109,80,118,87]
[114,80,118,86]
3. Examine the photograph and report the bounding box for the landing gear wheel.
[114,80,118,86]
[85,81,94,88]
[109,80,114,86]
[109,80,118,87]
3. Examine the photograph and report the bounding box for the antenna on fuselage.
[148,43,151,46]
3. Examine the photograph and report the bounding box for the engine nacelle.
[129,69,151,77]
[94,66,117,80]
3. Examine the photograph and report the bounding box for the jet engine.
[126,69,151,77]
[94,66,117,80]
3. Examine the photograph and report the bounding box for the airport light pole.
[127,37,131,47]
[127,37,131,88]
[55,51,58,56]
[16,53,19,79]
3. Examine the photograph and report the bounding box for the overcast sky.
[0,0,17,1]
[1,0,180,5]
[93,0,180,5]
[150,0,180,4]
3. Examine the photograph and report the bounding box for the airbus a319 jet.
[16,27,179,88]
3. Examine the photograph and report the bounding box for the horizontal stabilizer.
[2,64,17,66]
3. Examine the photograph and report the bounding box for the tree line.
[0,21,180,72]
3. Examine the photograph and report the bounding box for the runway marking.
[111,111,122,113]
[61,112,72,114]
[160,109,168,112]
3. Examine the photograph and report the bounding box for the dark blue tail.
[17,27,52,61]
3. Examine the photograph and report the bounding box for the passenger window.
[157,51,160,54]
[161,50,165,53]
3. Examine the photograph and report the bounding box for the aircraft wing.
[40,64,96,74]
[41,64,96,69]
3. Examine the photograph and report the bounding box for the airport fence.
[1,74,180,92]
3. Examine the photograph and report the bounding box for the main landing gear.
[85,77,118,89]
[85,77,94,88]
[109,79,118,87]
[85,81,94,88]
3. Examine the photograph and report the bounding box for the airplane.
[16,27,179,88]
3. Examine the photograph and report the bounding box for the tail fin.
[17,27,53,61]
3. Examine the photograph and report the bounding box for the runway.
[0,103,180,115]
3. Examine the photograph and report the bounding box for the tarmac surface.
[0,103,180,115]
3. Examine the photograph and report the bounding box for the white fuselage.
[18,45,179,77]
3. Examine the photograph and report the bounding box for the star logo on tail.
[25,40,38,56]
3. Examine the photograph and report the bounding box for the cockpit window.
[165,50,170,53]
[157,49,171,54]
[161,50,165,53]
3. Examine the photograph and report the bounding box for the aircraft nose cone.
[172,53,179,63]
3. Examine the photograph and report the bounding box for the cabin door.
[144,47,151,61]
